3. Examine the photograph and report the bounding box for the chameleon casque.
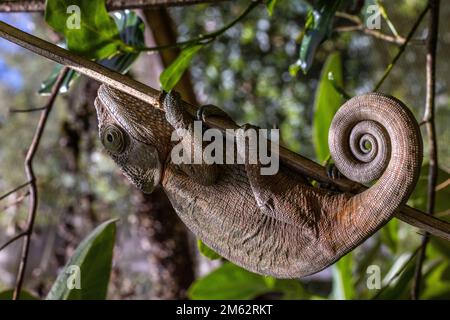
[94,85,422,278]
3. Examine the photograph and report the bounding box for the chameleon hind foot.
[316,163,342,192]
[196,104,236,126]
[326,163,342,181]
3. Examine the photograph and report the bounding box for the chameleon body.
[95,85,422,278]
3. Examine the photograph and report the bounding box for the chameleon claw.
[316,163,342,192]
[326,163,342,180]
[196,104,235,124]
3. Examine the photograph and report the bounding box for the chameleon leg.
[163,91,220,186]
[238,124,322,229]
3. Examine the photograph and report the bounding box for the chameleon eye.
[101,124,127,154]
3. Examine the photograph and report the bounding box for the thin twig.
[0,191,29,213]
[10,106,47,113]
[135,0,262,52]
[12,67,69,300]
[0,181,31,202]
[335,12,406,45]
[0,0,229,12]
[1,21,450,242]
[335,25,405,45]
[412,0,440,300]
[0,232,27,252]
[373,4,430,91]
[436,178,450,192]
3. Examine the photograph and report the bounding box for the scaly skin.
[95,85,422,278]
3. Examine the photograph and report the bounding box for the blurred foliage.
[0,289,38,300]
[0,0,449,300]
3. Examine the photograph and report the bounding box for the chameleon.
[94,85,422,278]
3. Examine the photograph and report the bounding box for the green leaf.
[45,0,127,59]
[40,11,144,95]
[0,290,38,300]
[188,262,271,300]
[46,219,117,300]
[197,239,221,260]
[292,0,342,74]
[160,44,203,91]
[331,252,354,300]
[313,52,344,163]
[98,11,144,73]
[266,0,278,16]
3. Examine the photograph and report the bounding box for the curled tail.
[328,93,423,241]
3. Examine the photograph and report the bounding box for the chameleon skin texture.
[95,85,422,278]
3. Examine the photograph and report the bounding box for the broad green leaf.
[292,0,342,74]
[197,239,221,260]
[45,0,128,59]
[40,11,144,95]
[46,219,117,300]
[0,290,38,300]
[331,252,354,300]
[266,0,278,16]
[160,44,203,91]
[188,262,271,300]
[313,52,344,163]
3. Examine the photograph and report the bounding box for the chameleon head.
[94,85,170,194]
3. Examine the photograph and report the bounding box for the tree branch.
[0,0,229,12]
[12,67,69,300]
[412,0,440,300]
[1,21,449,243]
